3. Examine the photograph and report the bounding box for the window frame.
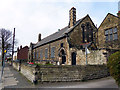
[45,48,48,59]
[40,49,43,60]
[113,33,118,40]
[51,47,55,58]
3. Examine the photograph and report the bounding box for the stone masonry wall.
[20,63,36,83]
[12,62,109,83]
[76,49,107,65]
[36,65,109,82]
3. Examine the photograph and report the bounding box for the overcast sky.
[0,0,119,48]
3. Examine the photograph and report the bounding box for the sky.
[0,0,119,49]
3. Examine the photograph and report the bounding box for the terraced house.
[98,11,120,56]
[28,7,107,65]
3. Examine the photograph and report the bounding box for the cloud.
[0,0,118,48]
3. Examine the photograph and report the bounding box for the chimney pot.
[38,33,41,42]
[20,45,22,49]
[17,47,19,51]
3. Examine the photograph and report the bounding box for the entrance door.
[62,55,66,64]
[72,52,76,65]
[61,49,66,64]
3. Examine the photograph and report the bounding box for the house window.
[36,51,39,60]
[105,30,109,35]
[113,27,118,40]
[61,43,63,47]
[109,29,112,34]
[51,47,55,58]
[45,48,48,59]
[33,52,36,59]
[105,27,118,41]
[113,27,117,33]
[40,49,43,60]
[110,34,113,41]
[114,33,118,40]
[106,35,109,41]
[105,29,109,41]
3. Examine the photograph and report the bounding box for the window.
[61,43,63,47]
[106,35,109,41]
[105,30,109,41]
[109,29,113,34]
[40,49,43,60]
[113,28,117,33]
[33,52,36,59]
[51,47,55,58]
[105,30,109,35]
[36,51,39,60]
[45,48,48,59]
[114,33,118,40]
[105,27,117,42]
[110,34,113,41]
[113,27,118,40]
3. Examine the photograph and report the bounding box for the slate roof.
[33,15,87,48]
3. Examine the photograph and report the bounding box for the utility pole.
[11,28,15,66]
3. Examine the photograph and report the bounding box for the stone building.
[28,7,107,65]
[17,45,29,61]
[98,12,120,56]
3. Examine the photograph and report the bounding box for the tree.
[0,28,13,66]
[107,51,120,86]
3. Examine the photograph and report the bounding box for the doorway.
[71,52,76,65]
[61,49,66,64]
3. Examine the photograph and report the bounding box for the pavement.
[0,62,119,89]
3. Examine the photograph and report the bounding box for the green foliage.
[107,51,120,86]
[34,63,42,66]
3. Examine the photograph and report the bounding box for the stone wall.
[13,61,20,71]
[76,49,107,65]
[36,65,109,82]
[20,63,36,83]
[12,62,109,84]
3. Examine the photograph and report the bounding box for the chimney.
[38,33,41,42]
[20,45,22,49]
[17,47,19,51]
[69,7,76,28]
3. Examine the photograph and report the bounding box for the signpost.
[85,46,90,65]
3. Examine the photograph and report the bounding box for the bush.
[107,51,120,86]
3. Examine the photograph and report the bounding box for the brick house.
[17,45,29,60]
[28,7,107,65]
[98,12,120,56]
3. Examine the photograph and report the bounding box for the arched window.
[81,24,85,43]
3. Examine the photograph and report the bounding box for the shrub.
[107,51,120,86]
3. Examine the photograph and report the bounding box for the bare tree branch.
[0,28,16,66]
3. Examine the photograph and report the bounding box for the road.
[0,63,119,89]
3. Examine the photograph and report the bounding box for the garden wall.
[12,62,110,84]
